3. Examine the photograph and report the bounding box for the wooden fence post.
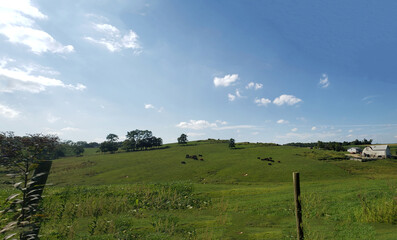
[293,172,304,240]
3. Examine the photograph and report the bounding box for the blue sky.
[0,0,396,144]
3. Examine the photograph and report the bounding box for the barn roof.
[368,145,389,151]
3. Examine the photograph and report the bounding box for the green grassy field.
[1,141,396,239]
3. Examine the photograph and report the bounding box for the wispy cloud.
[291,128,298,132]
[60,127,80,132]
[0,1,74,54]
[228,93,236,101]
[216,120,228,125]
[319,74,329,88]
[213,125,255,130]
[144,103,164,112]
[254,97,271,106]
[0,103,19,118]
[273,94,302,106]
[228,89,243,101]
[47,113,60,123]
[213,74,238,87]
[0,58,86,93]
[246,82,263,90]
[277,119,289,124]
[144,104,154,109]
[187,132,205,137]
[176,120,217,130]
[362,95,376,104]
[311,126,317,131]
[85,22,141,54]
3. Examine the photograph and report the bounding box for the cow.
[181,161,186,164]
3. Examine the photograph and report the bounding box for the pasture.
[1,141,396,239]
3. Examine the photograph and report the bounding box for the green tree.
[177,134,188,144]
[106,133,119,142]
[72,143,85,156]
[100,134,119,153]
[229,138,236,148]
[0,132,59,239]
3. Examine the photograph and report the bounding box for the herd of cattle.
[180,154,281,165]
[181,154,204,164]
[258,156,281,165]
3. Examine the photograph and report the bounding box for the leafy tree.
[100,134,119,153]
[122,139,136,152]
[125,130,162,151]
[177,134,188,145]
[72,143,85,156]
[229,138,236,148]
[0,132,59,239]
[106,133,119,142]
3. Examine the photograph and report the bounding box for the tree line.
[100,130,163,153]
[284,138,374,152]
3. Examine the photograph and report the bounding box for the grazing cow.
[277,161,281,163]
[199,154,203,157]
[181,161,186,164]
[192,155,198,160]
[269,157,272,160]
[200,158,204,161]
[185,154,190,158]
[257,157,260,159]
[269,159,274,162]
[268,163,272,165]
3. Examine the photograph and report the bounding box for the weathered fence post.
[293,172,304,240]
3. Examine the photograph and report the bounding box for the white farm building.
[347,147,362,154]
[362,145,391,159]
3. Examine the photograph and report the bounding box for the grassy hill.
[1,141,396,239]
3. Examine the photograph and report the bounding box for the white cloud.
[0,58,86,93]
[348,129,353,133]
[254,97,271,106]
[311,126,317,131]
[291,128,298,132]
[0,103,19,118]
[319,74,329,88]
[213,74,238,87]
[85,22,141,54]
[0,1,74,54]
[252,132,259,135]
[144,104,155,109]
[228,93,236,101]
[277,119,289,124]
[273,94,302,106]
[246,82,263,90]
[235,89,242,98]
[395,135,397,138]
[176,120,217,130]
[215,120,228,125]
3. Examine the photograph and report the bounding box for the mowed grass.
[2,141,396,239]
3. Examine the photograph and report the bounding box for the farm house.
[362,145,391,158]
[347,147,362,154]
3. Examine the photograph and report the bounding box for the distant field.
[1,141,396,239]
